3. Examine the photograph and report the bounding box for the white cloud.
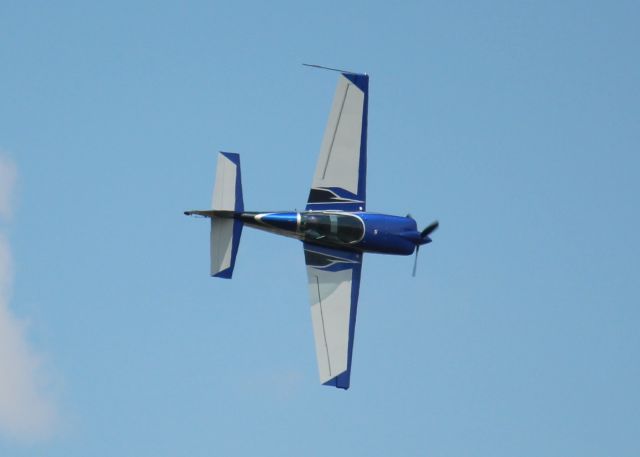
[0,156,58,442]
[0,156,16,220]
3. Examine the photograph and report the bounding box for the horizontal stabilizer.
[210,218,242,278]
[213,152,244,212]
[210,152,244,278]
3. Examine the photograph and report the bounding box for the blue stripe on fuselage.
[257,212,298,232]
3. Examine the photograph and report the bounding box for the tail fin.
[210,152,244,278]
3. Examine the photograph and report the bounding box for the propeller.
[412,220,439,277]
[421,220,439,238]
[412,244,421,277]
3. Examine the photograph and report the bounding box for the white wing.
[306,73,369,210]
[304,244,363,389]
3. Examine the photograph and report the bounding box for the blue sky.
[1,1,639,455]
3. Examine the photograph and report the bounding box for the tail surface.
[210,152,244,278]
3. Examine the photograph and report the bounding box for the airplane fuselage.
[224,211,431,256]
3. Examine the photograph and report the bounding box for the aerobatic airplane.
[185,66,438,389]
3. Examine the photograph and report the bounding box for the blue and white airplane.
[186,68,438,389]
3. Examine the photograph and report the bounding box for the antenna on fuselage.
[302,63,365,76]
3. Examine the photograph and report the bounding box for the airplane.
[185,66,438,389]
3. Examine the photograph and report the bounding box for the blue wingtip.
[213,268,233,279]
[219,151,241,167]
[323,371,351,390]
[343,72,369,93]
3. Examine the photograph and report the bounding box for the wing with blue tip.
[303,243,362,389]
[306,73,368,212]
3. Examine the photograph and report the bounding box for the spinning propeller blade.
[421,220,439,238]
[412,220,439,277]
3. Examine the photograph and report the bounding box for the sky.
[1,1,639,455]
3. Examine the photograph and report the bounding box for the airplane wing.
[306,72,368,212]
[303,243,362,389]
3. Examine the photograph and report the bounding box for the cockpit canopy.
[300,212,364,244]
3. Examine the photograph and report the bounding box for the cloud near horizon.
[0,155,58,442]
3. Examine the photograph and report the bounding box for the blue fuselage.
[236,211,430,256]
